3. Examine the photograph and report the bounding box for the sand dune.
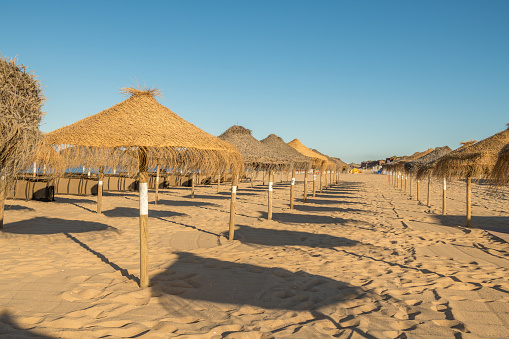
[1,173,508,338]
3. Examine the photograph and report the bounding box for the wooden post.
[191,172,195,199]
[97,166,104,214]
[229,174,238,240]
[312,169,316,198]
[33,162,37,177]
[442,177,447,215]
[330,170,333,187]
[262,170,266,186]
[404,174,407,192]
[466,176,472,227]
[324,170,328,190]
[268,170,274,220]
[0,177,6,230]
[319,170,323,193]
[303,169,308,203]
[250,171,254,188]
[138,147,149,288]
[400,172,403,189]
[155,165,160,205]
[217,172,221,193]
[290,169,296,209]
[409,174,412,198]
[417,179,420,202]
[427,175,431,207]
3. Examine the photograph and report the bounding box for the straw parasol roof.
[311,148,341,171]
[434,127,509,180]
[287,139,328,170]
[44,88,243,174]
[404,146,452,175]
[415,141,476,179]
[387,148,434,172]
[491,143,509,184]
[1,55,45,189]
[331,157,349,172]
[219,126,289,170]
[260,134,312,170]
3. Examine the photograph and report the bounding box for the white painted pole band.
[88,171,91,177]
[33,162,36,173]
[269,182,273,191]
[313,175,316,180]
[232,186,237,193]
[443,178,447,190]
[99,180,103,186]
[291,178,295,185]
[113,169,117,174]
[156,176,160,182]
[139,182,148,216]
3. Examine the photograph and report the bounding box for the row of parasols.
[382,125,509,228]
[1,87,349,288]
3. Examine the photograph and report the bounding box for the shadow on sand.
[232,224,359,248]
[151,252,384,337]
[0,311,55,338]
[103,207,186,219]
[1,217,118,235]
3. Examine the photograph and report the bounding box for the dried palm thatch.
[219,126,289,170]
[404,146,452,174]
[43,88,244,175]
[0,55,45,190]
[387,148,434,172]
[331,157,349,172]
[491,143,509,184]
[287,139,327,170]
[434,128,509,180]
[259,134,312,170]
[416,141,476,179]
[311,149,340,171]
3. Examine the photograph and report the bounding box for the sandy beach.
[1,173,509,338]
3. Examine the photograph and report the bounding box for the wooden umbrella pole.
[290,169,296,209]
[97,166,104,214]
[404,174,407,192]
[466,176,472,227]
[229,174,238,240]
[312,169,316,198]
[250,171,254,188]
[303,169,308,203]
[0,177,6,230]
[330,170,333,187]
[262,170,266,186]
[33,162,37,177]
[408,174,412,199]
[427,175,431,207]
[268,171,274,220]
[400,172,403,190]
[191,172,195,199]
[442,177,447,215]
[138,147,149,288]
[319,170,323,193]
[417,179,420,202]
[155,165,160,205]
[217,172,220,193]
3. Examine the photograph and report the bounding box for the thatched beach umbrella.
[288,139,328,198]
[44,88,243,287]
[434,127,509,227]
[219,126,288,220]
[0,55,45,229]
[404,146,452,202]
[491,143,509,185]
[260,134,312,209]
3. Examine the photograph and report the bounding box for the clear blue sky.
[2,1,508,163]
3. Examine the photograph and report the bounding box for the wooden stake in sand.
[330,170,333,187]
[250,171,254,188]
[262,170,266,186]
[217,172,221,193]
[290,169,296,209]
[0,177,5,230]
[191,172,195,199]
[427,174,431,207]
[404,174,407,192]
[97,166,104,214]
[466,176,472,227]
[319,170,323,193]
[229,174,238,240]
[303,169,308,203]
[154,165,160,205]
[409,174,412,198]
[312,169,316,198]
[442,177,447,215]
[138,147,149,288]
[268,171,274,220]
[417,179,420,202]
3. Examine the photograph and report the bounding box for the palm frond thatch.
[0,55,45,189]
[287,139,328,170]
[404,146,452,175]
[259,134,312,170]
[219,126,290,170]
[43,88,244,175]
[491,143,509,184]
[434,128,509,179]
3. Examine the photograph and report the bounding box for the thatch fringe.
[491,143,509,184]
[434,128,509,180]
[287,139,328,170]
[260,134,312,170]
[0,54,45,190]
